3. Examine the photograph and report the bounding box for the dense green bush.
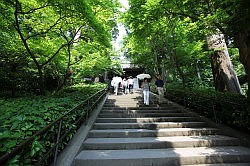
[0,83,107,165]
[165,85,250,133]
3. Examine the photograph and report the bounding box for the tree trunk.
[38,66,46,95]
[195,60,201,79]
[11,82,16,98]
[235,30,250,99]
[172,36,185,86]
[153,50,160,75]
[161,62,167,83]
[207,33,242,94]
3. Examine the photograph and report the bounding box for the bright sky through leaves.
[112,0,129,51]
[112,0,130,67]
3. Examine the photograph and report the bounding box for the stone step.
[105,99,138,101]
[104,100,141,103]
[93,122,207,129]
[102,106,180,110]
[100,109,183,113]
[98,112,191,118]
[88,128,218,138]
[74,146,250,166]
[73,92,250,166]
[184,164,250,166]
[103,103,173,107]
[82,135,240,150]
[105,98,145,101]
[104,100,169,103]
[103,102,141,104]
[95,117,197,123]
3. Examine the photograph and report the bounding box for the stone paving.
[57,89,250,166]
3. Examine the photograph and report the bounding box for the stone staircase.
[74,90,250,166]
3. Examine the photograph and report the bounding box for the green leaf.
[31,140,44,157]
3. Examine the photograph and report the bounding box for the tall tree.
[156,0,245,93]
[1,0,119,94]
[207,33,242,93]
[230,0,250,99]
[124,0,243,94]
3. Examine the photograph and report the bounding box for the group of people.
[122,77,134,95]
[142,75,164,106]
[111,74,165,106]
[111,76,134,95]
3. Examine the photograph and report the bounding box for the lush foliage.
[0,0,249,164]
[123,0,247,94]
[165,85,249,133]
[0,83,106,165]
[0,0,123,164]
[0,0,122,95]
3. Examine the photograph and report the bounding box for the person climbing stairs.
[74,90,250,166]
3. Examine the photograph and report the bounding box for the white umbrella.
[111,77,122,86]
[136,73,151,80]
[113,76,122,82]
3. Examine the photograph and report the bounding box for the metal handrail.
[0,86,108,165]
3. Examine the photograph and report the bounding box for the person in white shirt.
[142,78,150,105]
[127,77,134,94]
[122,78,128,94]
[112,77,120,95]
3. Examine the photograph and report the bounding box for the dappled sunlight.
[97,151,114,157]
[80,85,250,165]
[106,90,142,108]
[1,0,250,165]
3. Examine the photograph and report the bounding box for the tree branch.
[17,4,50,14]
[41,26,84,67]
[41,43,67,67]
[14,0,40,69]
[26,16,66,40]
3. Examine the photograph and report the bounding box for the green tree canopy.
[0,0,121,95]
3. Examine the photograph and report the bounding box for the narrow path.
[74,90,250,166]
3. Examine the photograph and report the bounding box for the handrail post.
[85,99,90,125]
[53,119,63,166]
